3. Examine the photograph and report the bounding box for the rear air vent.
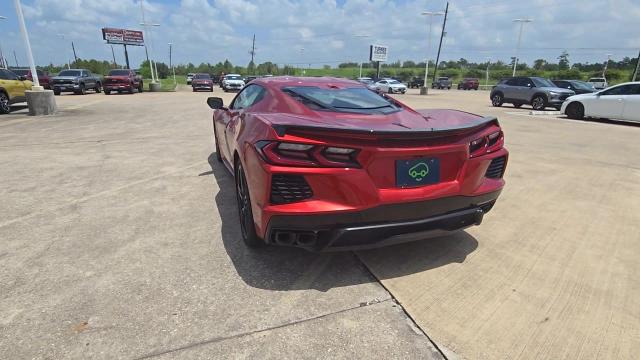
[270,174,313,204]
[485,156,506,179]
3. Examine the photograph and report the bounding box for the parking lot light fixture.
[512,18,533,77]
[421,11,445,92]
[13,0,40,89]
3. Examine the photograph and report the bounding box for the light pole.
[421,11,444,92]
[168,42,175,85]
[485,57,491,88]
[602,53,612,78]
[57,34,71,69]
[353,34,371,78]
[0,16,6,69]
[140,22,160,83]
[512,18,532,76]
[299,47,304,76]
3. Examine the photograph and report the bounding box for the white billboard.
[369,44,388,62]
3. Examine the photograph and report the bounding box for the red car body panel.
[104,70,142,93]
[212,77,507,250]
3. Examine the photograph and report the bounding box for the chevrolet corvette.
[207,77,508,251]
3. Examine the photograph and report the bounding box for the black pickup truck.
[51,69,102,95]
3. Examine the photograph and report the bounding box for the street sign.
[369,44,388,62]
[101,28,144,46]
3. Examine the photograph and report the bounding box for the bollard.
[25,87,57,116]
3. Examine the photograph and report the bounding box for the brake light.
[256,141,360,168]
[469,131,503,158]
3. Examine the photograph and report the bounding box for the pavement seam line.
[132,298,392,360]
[0,161,204,229]
[353,252,450,360]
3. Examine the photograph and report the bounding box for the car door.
[0,69,26,100]
[502,78,520,101]
[589,85,628,119]
[621,84,640,122]
[84,70,95,88]
[377,80,388,92]
[518,77,536,102]
[217,85,263,161]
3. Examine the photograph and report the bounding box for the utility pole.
[421,11,444,94]
[71,41,78,63]
[124,44,130,69]
[432,2,448,84]
[169,42,175,84]
[13,50,18,67]
[249,34,256,74]
[512,18,532,76]
[632,50,640,82]
[485,57,491,87]
[602,53,612,78]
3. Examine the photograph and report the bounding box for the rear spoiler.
[271,116,499,138]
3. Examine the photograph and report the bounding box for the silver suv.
[490,77,575,110]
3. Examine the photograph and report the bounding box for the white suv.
[588,77,608,90]
[222,74,245,92]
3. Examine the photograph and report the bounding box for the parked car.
[245,76,259,84]
[207,77,508,250]
[186,73,195,85]
[0,68,33,114]
[408,76,424,89]
[432,77,452,89]
[373,79,407,94]
[191,73,214,92]
[51,69,102,95]
[221,74,245,92]
[562,82,640,123]
[103,69,143,94]
[356,77,374,86]
[458,78,479,90]
[588,77,608,90]
[490,76,575,110]
[551,80,596,95]
[10,68,51,89]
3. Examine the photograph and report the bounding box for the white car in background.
[373,79,407,94]
[561,82,640,122]
[186,73,194,85]
[587,77,608,90]
[222,74,245,92]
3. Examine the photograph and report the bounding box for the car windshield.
[388,80,401,84]
[589,78,605,82]
[532,78,557,88]
[195,74,211,79]
[109,70,130,76]
[11,69,29,76]
[226,76,242,80]
[571,81,595,90]
[283,86,400,115]
[59,70,81,77]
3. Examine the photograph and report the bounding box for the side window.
[0,69,8,80]
[628,84,640,95]
[517,78,533,87]
[232,85,266,110]
[505,78,519,86]
[1,70,18,80]
[601,85,632,96]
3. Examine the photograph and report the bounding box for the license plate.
[396,158,440,187]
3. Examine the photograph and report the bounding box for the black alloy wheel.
[235,162,263,248]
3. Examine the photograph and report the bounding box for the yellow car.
[0,69,33,114]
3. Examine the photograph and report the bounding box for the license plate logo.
[396,158,440,187]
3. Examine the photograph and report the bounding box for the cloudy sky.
[0,0,638,68]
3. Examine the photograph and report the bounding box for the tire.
[95,82,102,93]
[491,93,504,107]
[104,90,111,95]
[75,83,86,95]
[387,87,393,94]
[457,85,461,90]
[513,103,522,108]
[192,88,196,92]
[447,86,451,90]
[128,84,134,94]
[531,95,547,110]
[0,92,10,114]
[565,102,584,120]
[235,162,263,248]
[138,83,143,93]
[53,89,60,95]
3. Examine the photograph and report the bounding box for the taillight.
[256,141,360,168]
[469,131,503,158]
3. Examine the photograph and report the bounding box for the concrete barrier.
[25,88,57,116]
[149,82,161,92]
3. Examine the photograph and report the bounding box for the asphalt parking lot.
[1,87,639,359]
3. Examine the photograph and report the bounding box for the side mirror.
[18,75,27,81]
[207,97,224,110]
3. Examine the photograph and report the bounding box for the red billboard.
[102,28,144,46]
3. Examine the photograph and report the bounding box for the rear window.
[283,86,400,115]
[195,74,211,79]
[589,78,605,82]
[58,70,81,77]
[108,70,130,76]
[11,69,29,76]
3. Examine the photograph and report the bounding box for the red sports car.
[208,77,508,251]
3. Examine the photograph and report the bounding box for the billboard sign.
[369,44,388,62]
[102,28,144,46]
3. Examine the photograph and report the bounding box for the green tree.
[533,59,547,70]
[558,51,570,70]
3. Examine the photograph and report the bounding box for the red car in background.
[208,77,508,251]
[103,69,143,94]
[458,78,480,90]
[191,73,214,92]
[10,68,51,89]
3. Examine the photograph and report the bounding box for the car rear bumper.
[265,190,501,251]
[104,84,132,90]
